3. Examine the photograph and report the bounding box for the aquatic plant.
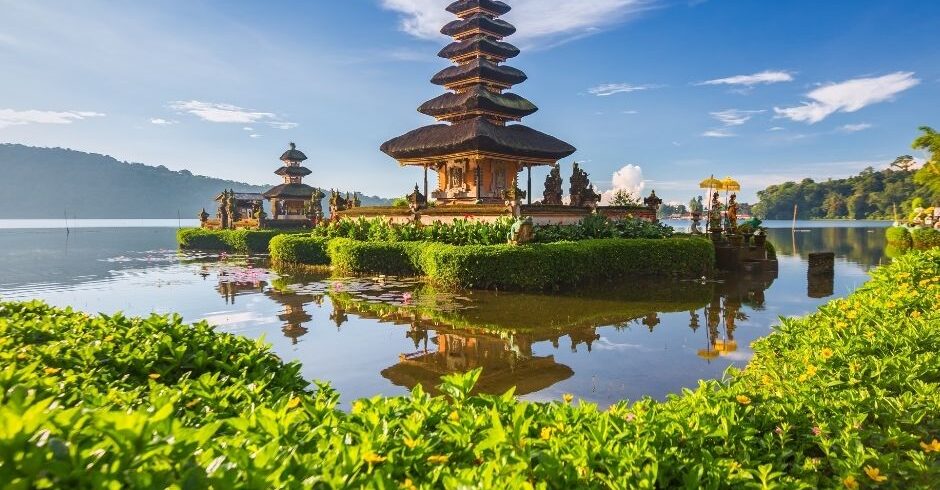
[2,249,938,487]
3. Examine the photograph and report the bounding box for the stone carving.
[508,216,535,246]
[329,190,349,217]
[644,190,663,212]
[726,194,739,235]
[690,212,702,235]
[199,208,210,223]
[407,184,427,212]
[310,188,326,223]
[708,192,722,235]
[542,163,563,205]
[569,163,601,207]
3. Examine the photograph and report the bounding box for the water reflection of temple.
[265,288,324,345]
[696,271,775,362]
[381,323,593,396]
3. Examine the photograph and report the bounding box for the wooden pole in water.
[792,204,798,230]
[64,208,69,235]
[177,210,182,230]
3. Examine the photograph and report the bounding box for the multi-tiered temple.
[264,143,317,221]
[381,0,576,205]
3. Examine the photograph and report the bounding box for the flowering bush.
[2,249,938,487]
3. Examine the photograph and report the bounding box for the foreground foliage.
[2,250,939,488]
[885,226,940,251]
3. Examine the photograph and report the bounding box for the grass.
[1,249,938,488]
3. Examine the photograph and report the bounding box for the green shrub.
[533,214,674,242]
[327,238,423,276]
[886,226,914,247]
[176,228,286,254]
[269,235,330,265]
[911,227,940,249]
[327,237,714,290]
[2,250,938,487]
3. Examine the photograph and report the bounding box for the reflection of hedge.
[326,237,714,290]
[911,228,940,249]
[3,250,939,487]
[886,226,913,247]
[176,228,288,254]
[269,235,330,265]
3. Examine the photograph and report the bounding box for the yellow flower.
[821,348,834,360]
[104,335,114,342]
[363,452,387,464]
[427,455,449,464]
[911,311,922,319]
[806,365,818,377]
[540,427,553,440]
[16,352,29,361]
[286,397,301,409]
[352,401,364,414]
[562,393,574,404]
[736,395,751,405]
[148,373,161,380]
[843,475,859,489]
[761,374,773,386]
[846,311,858,320]
[448,410,460,422]
[864,466,887,483]
[401,479,417,490]
[43,367,61,375]
[921,439,940,453]
[404,437,419,449]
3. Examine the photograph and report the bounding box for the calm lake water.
[0,220,890,407]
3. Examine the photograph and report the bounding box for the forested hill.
[0,144,390,218]
[752,166,936,220]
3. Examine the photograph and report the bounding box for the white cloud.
[774,72,920,124]
[768,126,786,131]
[623,110,639,114]
[702,129,735,138]
[243,127,254,131]
[0,109,105,129]
[698,70,794,87]
[600,164,646,205]
[838,123,872,133]
[150,118,178,126]
[588,83,657,96]
[710,109,765,126]
[169,100,297,130]
[380,0,655,46]
[249,134,262,139]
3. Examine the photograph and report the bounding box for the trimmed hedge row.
[886,226,914,247]
[2,250,938,487]
[176,228,288,254]
[885,226,940,250]
[911,227,940,249]
[324,237,715,290]
[268,234,330,266]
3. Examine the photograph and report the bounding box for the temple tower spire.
[381,0,576,206]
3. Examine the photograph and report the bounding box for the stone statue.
[199,208,210,224]
[690,212,702,235]
[219,191,230,230]
[227,189,238,223]
[507,216,535,246]
[644,190,663,216]
[407,184,427,212]
[542,163,563,205]
[352,192,361,208]
[726,194,739,234]
[311,188,326,223]
[708,192,722,234]
[330,190,350,217]
[569,163,601,207]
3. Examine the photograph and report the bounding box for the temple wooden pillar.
[423,164,429,201]
[526,164,532,205]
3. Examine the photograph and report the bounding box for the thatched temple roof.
[264,183,316,199]
[446,0,512,17]
[381,0,575,165]
[380,117,576,162]
[280,143,307,163]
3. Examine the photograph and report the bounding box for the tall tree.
[913,126,940,197]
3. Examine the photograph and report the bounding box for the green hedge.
[176,228,288,254]
[911,227,940,249]
[2,250,938,487]
[269,234,330,265]
[327,238,424,276]
[325,237,715,290]
[886,226,914,247]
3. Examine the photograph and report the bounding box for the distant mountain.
[0,144,392,218]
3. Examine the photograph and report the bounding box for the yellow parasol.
[720,177,741,192]
[699,175,724,232]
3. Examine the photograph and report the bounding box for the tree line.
[752,127,940,220]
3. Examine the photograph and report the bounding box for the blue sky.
[1,0,937,203]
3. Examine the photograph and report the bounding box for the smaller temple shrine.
[264,143,318,224]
